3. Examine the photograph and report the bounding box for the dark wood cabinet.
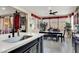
[9,36,43,53]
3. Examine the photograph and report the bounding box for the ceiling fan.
[49,10,58,15]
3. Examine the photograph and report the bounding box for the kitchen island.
[0,32,44,53]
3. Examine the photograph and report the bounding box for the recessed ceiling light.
[2,7,6,10]
[48,7,52,10]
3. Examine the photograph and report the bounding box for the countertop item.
[74,34,79,37]
[0,32,44,53]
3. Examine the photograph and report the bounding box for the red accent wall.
[31,13,41,19]
[31,12,74,20]
[42,16,68,19]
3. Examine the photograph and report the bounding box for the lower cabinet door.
[9,38,40,53]
[24,44,38,53]
[30,44,37,53]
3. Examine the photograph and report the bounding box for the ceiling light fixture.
[2,7,6,10]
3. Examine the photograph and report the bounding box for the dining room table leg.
[75,42,77,53]
[61,33,62,43]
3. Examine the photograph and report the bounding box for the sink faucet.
[12,28,15,37]
[12,11,20,37]
[17,29,20,36]
[12,28,20,37]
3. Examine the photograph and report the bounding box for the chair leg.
[63,37,65,41]
[56,37,59,42]
[61,36,65,42]
[75,42,77,53]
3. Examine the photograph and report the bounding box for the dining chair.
[58,30,65,42]
[72,32,79,53]
[73,37,79,53]
[48,32,59,42]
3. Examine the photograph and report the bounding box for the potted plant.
[75,24,79,33]
[39,21,47,32]
[65,22,71,38]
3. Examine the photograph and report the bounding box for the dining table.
[39,31,64,42]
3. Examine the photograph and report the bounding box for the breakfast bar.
[0,33,44,53]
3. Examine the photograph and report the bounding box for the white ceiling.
[0,6,17,16]
[0,6,77,16]
[14,6,77,16]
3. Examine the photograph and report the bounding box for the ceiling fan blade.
[53,11,58,13]
[49,10,58,15]
[49,12,53,14]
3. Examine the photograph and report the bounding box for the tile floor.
[43,37,75,53]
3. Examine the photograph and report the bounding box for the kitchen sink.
[3,35,32,43]
[20,35,32,40]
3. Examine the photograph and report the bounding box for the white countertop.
[41,31,64,33]
[74,34,79,37]
[0,32,44,53]
[75,33,79,37]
